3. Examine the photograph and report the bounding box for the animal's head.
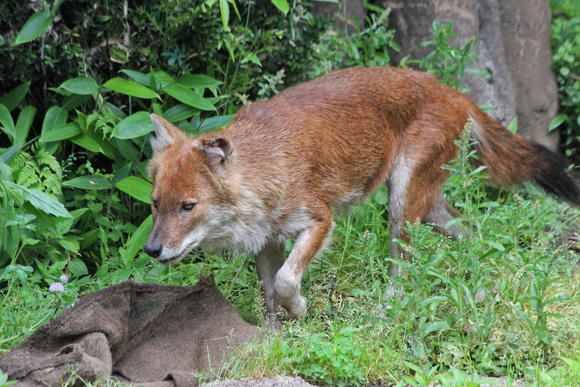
[144,114,233,264]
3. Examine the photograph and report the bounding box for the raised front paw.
[272,267,307,320]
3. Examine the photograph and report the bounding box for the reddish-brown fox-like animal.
[144,67,579,320]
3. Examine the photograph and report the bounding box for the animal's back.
[223,67,466,211]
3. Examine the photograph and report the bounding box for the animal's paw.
[273,267,306,320]
[276,294,306,320]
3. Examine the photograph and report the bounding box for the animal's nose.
[144,242,163,258]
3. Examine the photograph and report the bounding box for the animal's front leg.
[274,215,333,319]
[255,240,286,317]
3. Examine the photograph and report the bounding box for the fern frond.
[16,162,42,189]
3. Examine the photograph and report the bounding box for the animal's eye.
[182,202,195,211]
[152,199,159,209]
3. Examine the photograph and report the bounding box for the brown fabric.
[0,276,259,387]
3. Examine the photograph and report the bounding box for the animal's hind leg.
[255,240,286,317]
[423,194,467,239]
[387,153,456,278]
[386,155,415,278]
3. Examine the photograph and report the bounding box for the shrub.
[550,0,580,161]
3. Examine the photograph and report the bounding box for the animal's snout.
[144,242,163,258]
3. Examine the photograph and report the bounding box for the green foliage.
[272,326,366,385]
[551,1,580,160]
[309,4,399,77]
[11,145,62,197]
[0,369,18,386]
[1,2,579,386]
[405,20,489,91]
[0,0,331,118]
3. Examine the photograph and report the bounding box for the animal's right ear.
[150,114,185,154]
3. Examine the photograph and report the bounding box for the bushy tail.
[469,110,580,206]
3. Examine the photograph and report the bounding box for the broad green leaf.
[15,105,36,144]
[115,176,153,204]
[483,240,505,251]
[176,74,223,89]
[0,82,30,111]
[42,106,68,132]
[61,94,91,111]
[549,114,567,132]
[104,77,160,99]
[5,181,71,218]
[69,258,88,276]
[423,321,449,336]
[165,104,198,122]
[219,0,230,29]
[40,123,80,142]
[122,215,153,263]
[271,0,289,15]
[152,71,174,88]
[163,84,216,111]
[41,106,69,144]
[58,77,99,95]
[113,138,139,163]
[113,111,154,139]
[507,117,518,134]
[20,202,58,235]
[197,114,233,132]
[14,11,53,45]
[70,133,102,153]
[62,175,112,190]
[101,101,126,119]
[120,69,150,86]
[80,229,99,250]
[112,268,133,282]
[0,104,16,141]
[152,102,163,117]
[112,163,132,185]
[56,208,87,235]
[58,237,79,254]
[76,115,117,159]
[0,144,21,164]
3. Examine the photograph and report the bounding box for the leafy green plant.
[551,0,580,161]
[12,1,63,46]
[270,325,367,386]
[405,20,489,91]
[0,159,72,266]
[309,3,399,77]
[0,370,18,387]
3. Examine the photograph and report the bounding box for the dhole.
[144,67,579,320]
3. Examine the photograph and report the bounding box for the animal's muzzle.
[144,242,163,259]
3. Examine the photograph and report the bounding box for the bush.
[0,1,331,119]
[551,0,580,161]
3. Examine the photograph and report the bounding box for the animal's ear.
[196,137,233,174]
[150,114,185,154]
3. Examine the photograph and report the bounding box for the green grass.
[1,134,580,386]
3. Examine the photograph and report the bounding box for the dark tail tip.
[532,144,580,206]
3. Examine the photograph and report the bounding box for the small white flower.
[49,282,64,292]
[60,274,69,284]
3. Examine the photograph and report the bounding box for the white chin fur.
[156,254,185,265]
[157,226,209,264]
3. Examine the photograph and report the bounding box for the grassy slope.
[1,135,580,386]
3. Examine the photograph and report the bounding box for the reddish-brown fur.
[145,67,579,319]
